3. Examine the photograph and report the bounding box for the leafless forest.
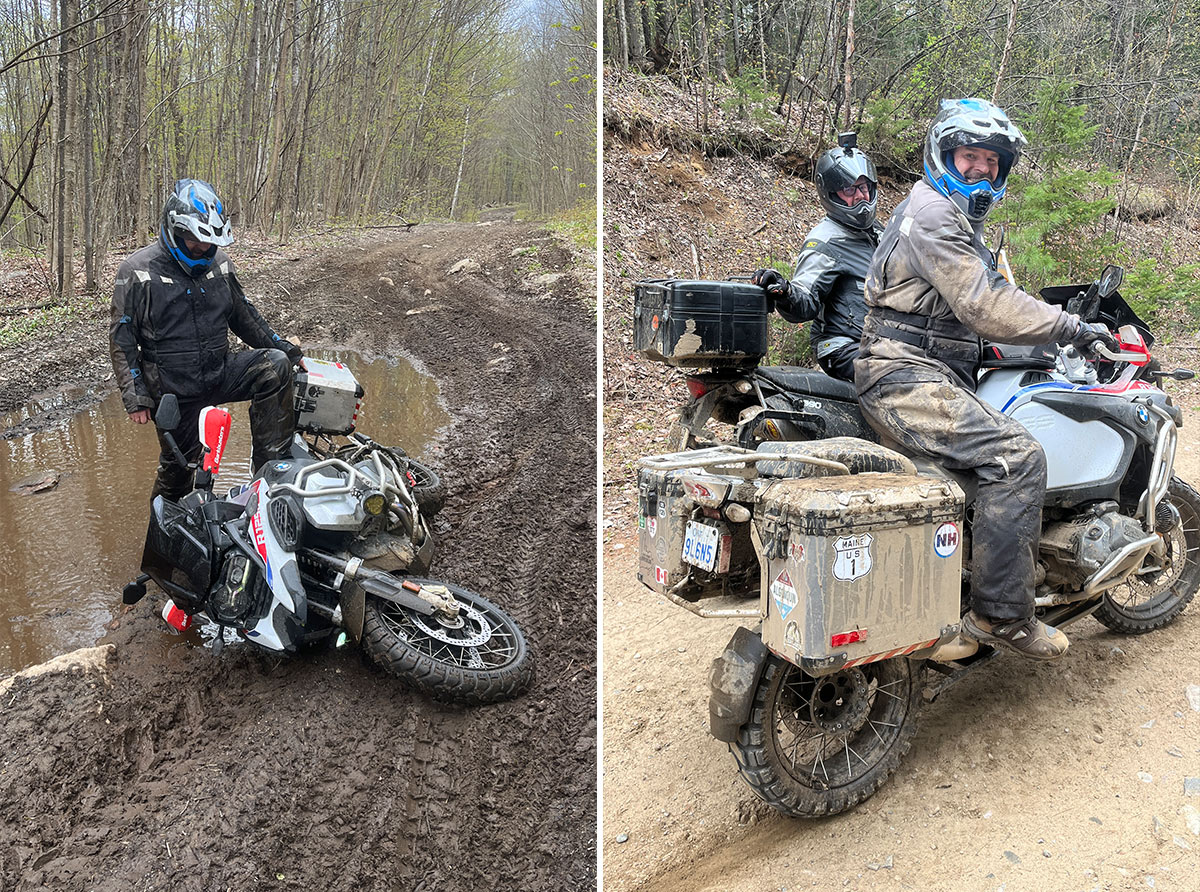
[0,0,596,297]
[604,0,1198,174]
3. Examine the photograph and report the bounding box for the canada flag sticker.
[934,522,960,558]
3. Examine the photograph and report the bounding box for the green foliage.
[998,81,1119,289]
[547,199,597,251]
[0,303,79,348]
[858,98,921,171]
[996,80,1200,325]
[722,69,772,125]
[1122,259,1200,320]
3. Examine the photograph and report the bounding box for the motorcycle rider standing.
[854,98,1116,660]
[752,135,880,382]
[109,178,304,501]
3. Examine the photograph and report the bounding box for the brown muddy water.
[0,350,448,677]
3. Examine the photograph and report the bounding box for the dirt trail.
[0,222,597,892]
[602,432,1200,892]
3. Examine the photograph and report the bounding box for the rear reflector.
[831,629,867,647]
[686,377,710,398]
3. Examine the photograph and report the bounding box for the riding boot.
[244,349,297,471]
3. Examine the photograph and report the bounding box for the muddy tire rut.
[0,222,596,892]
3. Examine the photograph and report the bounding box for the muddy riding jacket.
[109,240,301,413]
[775,217,880,361]
[856,180,1081,392]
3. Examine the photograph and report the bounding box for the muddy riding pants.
[815,342,858,383]
[857,371,1047,621]
[151,348,295,502]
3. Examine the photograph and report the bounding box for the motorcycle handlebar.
[1093,343,1147,363]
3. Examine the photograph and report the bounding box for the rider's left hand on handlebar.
[1070,320,1119,355]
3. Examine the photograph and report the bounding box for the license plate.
[682,521,720,572]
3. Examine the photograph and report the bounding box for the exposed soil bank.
[0,222,597,892]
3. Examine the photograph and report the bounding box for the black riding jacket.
[775,217,880,360]
[109,239,300,413]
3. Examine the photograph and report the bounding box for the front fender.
[709,626,769,743]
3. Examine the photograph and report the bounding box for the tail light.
[686,377,710,398]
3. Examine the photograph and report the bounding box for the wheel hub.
[410,602,494,647]
[808,669,871,733]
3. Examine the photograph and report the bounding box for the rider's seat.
[756,366,859,401]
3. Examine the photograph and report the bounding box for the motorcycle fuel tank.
[756,472,965,675]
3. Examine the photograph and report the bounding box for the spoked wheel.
[731,654,923,817]
[361,579,532,705]
[1095,476,1200,634]
[402,458,445,517]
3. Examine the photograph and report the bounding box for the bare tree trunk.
[991,0,1019,103]
[450,99,471,219]
[615,0,629,67]
[842,0,855,130]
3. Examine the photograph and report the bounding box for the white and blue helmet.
[923,98,1027,223]
[160,179,233,275]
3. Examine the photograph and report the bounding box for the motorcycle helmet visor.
[833,177,877,207]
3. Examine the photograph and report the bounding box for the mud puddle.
[0,349,447,676]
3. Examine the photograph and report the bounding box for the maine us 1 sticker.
[770,569,798,620]
[832,533,873,581]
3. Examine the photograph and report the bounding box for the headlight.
[209,553,257,625]
[362,491,386,516]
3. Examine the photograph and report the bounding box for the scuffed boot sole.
[961,611,1069,662]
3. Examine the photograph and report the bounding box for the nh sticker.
[771,569,798,619]
[832,534,873,581]
[933,522,960,558]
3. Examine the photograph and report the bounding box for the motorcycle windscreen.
[141,496,215,601]
[1039,283,1153,346]
[199,406,232,474]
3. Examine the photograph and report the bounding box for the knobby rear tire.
[731,653,923,818]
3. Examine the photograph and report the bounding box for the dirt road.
[602,433,1200,892]
[0,222,597,891]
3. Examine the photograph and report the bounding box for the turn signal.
[724,503,751,522]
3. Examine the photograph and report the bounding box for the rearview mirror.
[155,394,180,431]
[1098,265,1124,298]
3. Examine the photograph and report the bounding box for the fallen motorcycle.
[123,358,533,706]
[633,266,1199,815]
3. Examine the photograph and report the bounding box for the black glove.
[274,334,304,364]
[751,268,790,306]
[1070,321,1119,355]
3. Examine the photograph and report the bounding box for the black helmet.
[814,135,878,231]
